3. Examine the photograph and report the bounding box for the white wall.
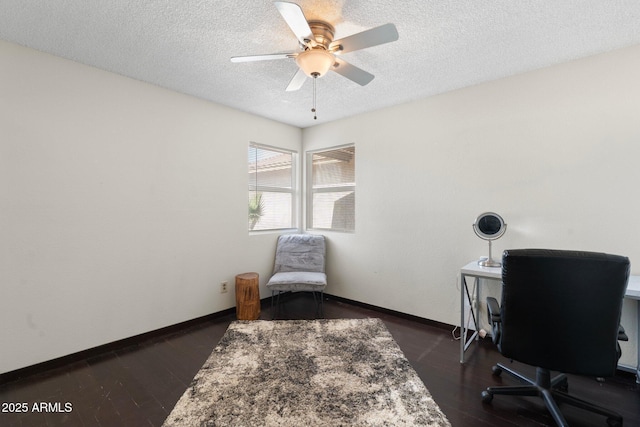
[0,40,301,374]
[3,38,639,374]
[303,44,640,368]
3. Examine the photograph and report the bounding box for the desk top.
[627,275,640,300]
[460,260,501,279]
[461,261,640,299]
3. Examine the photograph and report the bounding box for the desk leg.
[466,278,479,334]
[460,272,465,363]
[476,278,481,334]
[460,274,480,364]
[637,300,640,383]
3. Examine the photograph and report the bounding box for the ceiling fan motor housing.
[307,20,335,48]
[296,20,337,77]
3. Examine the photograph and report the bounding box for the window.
[248,143,297,231]
[307,145,355,232]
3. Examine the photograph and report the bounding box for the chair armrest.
[618,324,629,341]
[486,297,501,323]
[486,297,501,344]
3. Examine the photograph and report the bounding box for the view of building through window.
[308,145,355,231]
[248,143,296,231]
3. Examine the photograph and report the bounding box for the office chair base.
[481,364,623,427]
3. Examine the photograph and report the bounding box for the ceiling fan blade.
[330,23,399,54]
[332,58,374,86]
[274,1,313,45]
[285,68,307,91]
[231,53,294,63]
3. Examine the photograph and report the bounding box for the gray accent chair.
[266,234,327,318]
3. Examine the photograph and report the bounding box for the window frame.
[248,142,298,233]
[306,144,356,233]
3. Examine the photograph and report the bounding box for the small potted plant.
[248,193,265,230]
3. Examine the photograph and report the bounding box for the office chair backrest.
[500,249,629,377]
[273,234,326,274]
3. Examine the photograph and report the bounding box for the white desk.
[459,261,501,364]
[624,275,640,382]
[459,261,640,383]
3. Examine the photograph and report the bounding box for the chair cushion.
[273,234,326,273]
[266,271,327,292]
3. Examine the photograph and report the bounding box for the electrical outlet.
[220,281,228,293]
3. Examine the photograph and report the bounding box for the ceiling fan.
[230,1,399,92]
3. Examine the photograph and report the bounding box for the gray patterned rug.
[162,318,451,427]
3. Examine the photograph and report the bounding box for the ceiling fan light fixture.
[295,49,334,78]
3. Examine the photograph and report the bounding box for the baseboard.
[0,306,239,385]
[0,294,443,384]
[324,294,455,332]
[0,295,293,384]
[4,294,633,384]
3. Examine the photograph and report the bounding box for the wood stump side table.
[235,272,260,320]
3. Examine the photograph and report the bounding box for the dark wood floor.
[1,294,638,426]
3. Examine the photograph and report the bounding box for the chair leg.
[494,364,566,390]
[312,291,318,317]
[552,389,623,425]
[271,291,282,320]
[485,384,540,397]
[482,366,623,427]
[495,363,537,385]
[310,291,325,318]
[271,290,325,320]
[541,389,569,427]
[550,373,568,390]
[270,291,275,319]
[483,365,539,401]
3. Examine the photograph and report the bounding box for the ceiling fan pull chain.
[311,72,318,120]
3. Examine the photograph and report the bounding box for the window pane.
[248,143,296,232]
[249,146,292,189]
[249,191,292,231]
[311,147,355,188]
[308,145,355,232]
[311,191,355,230]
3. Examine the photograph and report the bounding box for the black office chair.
[481,249,630,427]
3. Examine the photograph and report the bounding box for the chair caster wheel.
[606,417,622,427]
[556,378,569,392]
[481,390,493,403]
[491,365,502,376]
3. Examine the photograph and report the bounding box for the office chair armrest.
[486,297,501,323]
[618,325,628,341]
[486,297,501,344]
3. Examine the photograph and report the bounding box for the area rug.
[162,318,451,427]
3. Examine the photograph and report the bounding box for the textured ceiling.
[1,1,639,128]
